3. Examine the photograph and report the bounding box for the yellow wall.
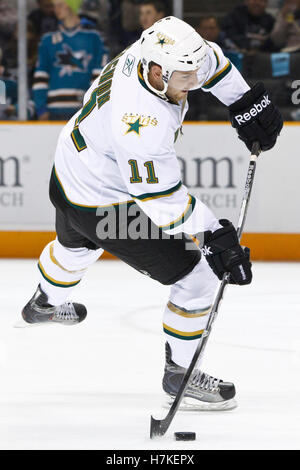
[0,231,300,260]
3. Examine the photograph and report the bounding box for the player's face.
[167,69,199,102]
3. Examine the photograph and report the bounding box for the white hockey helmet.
[140,16,210,99]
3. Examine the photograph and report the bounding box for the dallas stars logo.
[125,117,145,135]
[157,37,166,47]
[122,113,158,136]
[156,32,175,48]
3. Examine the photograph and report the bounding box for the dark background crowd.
[0,0,299,121]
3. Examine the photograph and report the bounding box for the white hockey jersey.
[53,40,249,235]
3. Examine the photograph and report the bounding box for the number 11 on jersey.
[128,160,159,184]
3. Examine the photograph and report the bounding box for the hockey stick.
[150,141,261,438]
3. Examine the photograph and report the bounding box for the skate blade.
[13,318,79,328]
[13,319,56,328]
[163,395,237,411]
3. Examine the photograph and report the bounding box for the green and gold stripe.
[96,199,135,209]
[53,167,99,212]
[71,48,129,152]
[203,40,220,71]
[213,49,220,69]
[38,261,81,288]
[130,181,182,202]
[167,301,211,318]
[98,68,115,85]
[71,124,87,152]
[159,194,196,231]
[78,89,98,124]
[202,60,232,90]
[97,79,112,96]
[53,167,135,212]
[97,91,111,109]
[49,243,86,274]
[163,323,204,341]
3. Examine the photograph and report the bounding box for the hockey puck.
[174,432,196,441]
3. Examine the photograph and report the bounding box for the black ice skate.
[163,342,237,411]
[22,285,87,325]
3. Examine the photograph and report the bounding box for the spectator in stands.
[79,0,109,32]
[0,48,3,77]
[0,1,17,39]
[32,0,108,121]
[105,0,168,55]
[4,20,40,85]
[0,71,18,120]
[0,1,17,72]
[0,10,39,80]
[105,0,141,52]
[197,16,238,51]
[270,0,300,51]
[27,21,41,86]
[28,0,58,39]
[0,47,35,120]
[139,0,167,30]
[222,0,276,52]
[121,0,141,45]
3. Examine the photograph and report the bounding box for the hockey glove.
[229,82,283,152]
[201,219,252,285]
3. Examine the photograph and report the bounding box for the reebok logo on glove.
[201,219,252,285]
[200,245,213,256]
[234,95,271,126]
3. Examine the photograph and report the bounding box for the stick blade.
[150,416,167,438]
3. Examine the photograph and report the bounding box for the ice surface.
[0,259,299,450]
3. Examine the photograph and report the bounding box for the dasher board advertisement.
[0,122,299,233]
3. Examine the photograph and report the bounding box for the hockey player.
[23,17,282,410]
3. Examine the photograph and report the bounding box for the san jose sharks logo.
[54,44,92,77]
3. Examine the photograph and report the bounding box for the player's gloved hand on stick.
[229,81,283,152]
[201,219,252,285]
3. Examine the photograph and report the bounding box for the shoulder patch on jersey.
[122,54,136,77]
[122,113,158,136]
